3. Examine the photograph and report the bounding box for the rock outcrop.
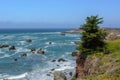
[0,44,9,48]
[54,71,67,80]
[37,48,45,54]
[58,58,66,62]
[9,46,16,50]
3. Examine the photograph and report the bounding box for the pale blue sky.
[0,0,120,28]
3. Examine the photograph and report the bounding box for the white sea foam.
[66,34,79,37]
[70,41,75,44]
[1,36,15,40]
[19,41,26,45]
[55,66,74,71]
[41,32,60,34]
[65,52,71,55]
[45,42,55,45]
[0,54,10,59]
[16,47,29,53]
[4,72,28,80]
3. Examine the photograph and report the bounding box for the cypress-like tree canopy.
[77,15,106,54]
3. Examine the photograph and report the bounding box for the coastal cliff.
[73,28,120,80]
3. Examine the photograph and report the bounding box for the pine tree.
[77,15,106,54]
[75,15,106,78]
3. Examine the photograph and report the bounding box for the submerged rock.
[14,58,18,61]
[21,53,27,57]
[26,39,32,43]
[60,33,66,36]
[37,48,45,54]
[9,46,16,50]
[54,71,67,80]
[47,74,51,76]
[52,59,56,62]
[51,68,55,71]
[49,42,52,44]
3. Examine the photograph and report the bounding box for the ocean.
[0,29,80,80]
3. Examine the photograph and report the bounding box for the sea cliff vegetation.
[71,16,120,80]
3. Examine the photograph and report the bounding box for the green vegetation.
[72,39,120,80]
[84,39,120,80]
[74,15,120,80]
[77,15,106,54]
[75,15,106,79]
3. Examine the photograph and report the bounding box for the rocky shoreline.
[61,28,120,34]
[56,28,120,80]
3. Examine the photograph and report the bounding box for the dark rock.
[21,53,27,57]
[49,42,52,44]
[0,44,9,48]
[9,46,16,50]
[37,48,45,54]
[54,71,67,80]
[71,52,79,57]
[60,33,66,36]
[26,39,32,43]
[51,69,55,71]
[69,72,72,76]
[57,65,60,66]
[30,48,36,52]
[52,59,56,62]
[74,41,81,45]
[47,74,51,76]
[58,58,66,62]
[4,34,8,37]
[14,58,18,61]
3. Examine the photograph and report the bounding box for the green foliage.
[84,39,120,80]
[77,15,106,54]
[71,78,76,80]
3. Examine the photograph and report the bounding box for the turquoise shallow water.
[0,29,80,80]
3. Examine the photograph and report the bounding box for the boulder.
[54,71,67,80]
[0,44,9,48]
[52,59,56,62]
[9,46,16,50]
[37,49,45,54]
[21,53,27,57]
[71,52,79,57]
[58,58,66,62]
[30,48,36,52]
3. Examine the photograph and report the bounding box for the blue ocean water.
[0,29,80,80]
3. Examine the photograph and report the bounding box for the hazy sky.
[0,0,120,29]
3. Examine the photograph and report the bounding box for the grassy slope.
[85,39,120,80]
[71,39,120,80]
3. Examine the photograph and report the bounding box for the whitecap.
[16,47,29,53]
[65,52,71,55]
[19,41,26,45]
[55,66,74,71]
[4,72,28,80]
[41,32,60,34]
[45,42,55,45]
[0,54,10,59]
